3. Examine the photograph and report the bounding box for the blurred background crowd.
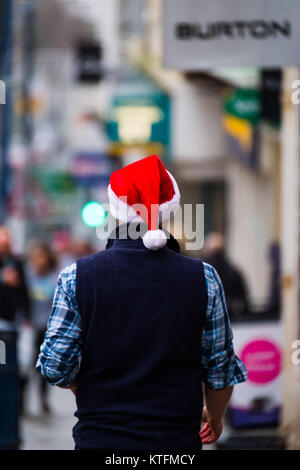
[0,0,300,450]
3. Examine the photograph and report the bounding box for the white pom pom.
[142,229,167,251]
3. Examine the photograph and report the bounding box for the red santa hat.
[108,155,180,250]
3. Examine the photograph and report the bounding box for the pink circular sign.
[240,339,281,385]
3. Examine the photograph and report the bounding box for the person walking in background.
[27,244,58,414]
[0,226,30,324]
[53,230,95,272]
[71,239,95,260]
[52,230,74,272]
[37,155,247,450]
[267,242,281,314]
[0,226,31,416]
[203,232,249,319]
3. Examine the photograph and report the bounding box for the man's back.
[37,155,247,450]
[73,236,207,450]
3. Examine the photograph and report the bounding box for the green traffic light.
[82,202,107,227]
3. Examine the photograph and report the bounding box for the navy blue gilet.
[73,233,208,450]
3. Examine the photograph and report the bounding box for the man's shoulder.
[203,262,218,279]
[75,250,113,278]
[58,262,77,288]
[172,250,205,266]
[76,249,110,266]
[170,251,208,276]
[59,261,76,276]
[202,262,224,298]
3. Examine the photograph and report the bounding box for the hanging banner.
[163,0,300,69]
[222,88,260,169]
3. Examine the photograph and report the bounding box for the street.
[20,375,77,450]
[20,374,214,450]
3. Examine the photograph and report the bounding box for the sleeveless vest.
[73,234,207,450]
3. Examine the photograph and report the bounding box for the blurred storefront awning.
[208,67,260,89]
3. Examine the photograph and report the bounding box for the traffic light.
[81,201,107,227]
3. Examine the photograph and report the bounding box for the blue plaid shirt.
[37,262,248,390]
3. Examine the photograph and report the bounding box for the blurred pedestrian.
[0,225,30,324]
[52,230,74,272]
[27,243,58,414]
[203,231,249,318]
[0,226,31,416]
[267,242,281,314]
[53,232,95,271]
[71,239,95,259]
[37,155,247,450]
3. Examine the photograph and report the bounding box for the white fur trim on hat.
[108,184,144,224]
[108,171,180,224]
[142,229,167,251]
[159,171,180,222]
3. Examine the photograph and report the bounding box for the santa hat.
[108,155,180,250]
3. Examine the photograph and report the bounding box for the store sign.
[35,171,76,195]
[222,88,260,169]
[224,89,260,124]
[110,105,163,143]
[106,95,170,150]
[241,339,281,384]
[229,321,283,428]
[72,152,113,186]
[163,0,300,69]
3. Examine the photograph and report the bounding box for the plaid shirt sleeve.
[37,259,247,390]
[36,263,82,387]
[200,262,248,390]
